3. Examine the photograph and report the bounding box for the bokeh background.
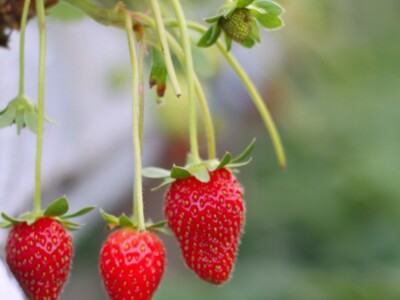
[1,0,400,299]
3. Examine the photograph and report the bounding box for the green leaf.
[224,34,233,51]
[231,138,256,164]
[63,206,95,219]
[44,196,69,217]
[253,11,283,29]
[227,157,253,168]
[240,37,256,48]
[191,166,210,183]
[250,18,261,43]
[0,221,12,228]
[61,220,83,231]
[197,23,222,48]
[237,0,254,8]
[119,214,134,227]
[216,152,232,170]
[147,220,167,229]
[151,178,175,191]
[100,209,120,225]
[48,1,86,21]
[151,226,172,235]
[149,46,168,97]
[171,166,192,180]
[142,167,170,179]
[24,110,38,133]
[252,0,283,16]
[1,213,23,224]
[0,106,16,129]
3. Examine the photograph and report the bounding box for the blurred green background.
[49,0,400,299]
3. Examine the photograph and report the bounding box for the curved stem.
[173,20,287,169]
[18,0,31,96]
[170,0,200,163]
[125,11,145,232]
[138,34,146,154]
[148,0,182,98]
[33,0,46,214]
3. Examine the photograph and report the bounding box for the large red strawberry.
[5,217,73,300]
[165,167,245,284]
[99,229,166,300]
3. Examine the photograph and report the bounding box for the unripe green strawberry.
[219,8,252,42]
[165,168,245,284]
[5,217,73,300]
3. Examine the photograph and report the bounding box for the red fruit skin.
[99,229,166,300]
[5,217,73,300]
[165,168,245,284]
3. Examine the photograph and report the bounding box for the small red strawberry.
[5,217,73,300]
[165,168,245,284]
[99,229,166,300]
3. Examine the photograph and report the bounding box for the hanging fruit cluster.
[0,0,286,299]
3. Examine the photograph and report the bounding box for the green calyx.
[99,209,169,234]
[142,138,256,188]
[0,95,57,134]
[0,196,95,230]
[198,0,285,50]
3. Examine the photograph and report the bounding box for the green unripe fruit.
[219,8,252,42]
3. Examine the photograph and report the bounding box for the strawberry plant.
[0,0,288,298]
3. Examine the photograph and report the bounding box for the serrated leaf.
[119,214,134,227]
[254,11,283,29]
[171,166,192,180]
[237,0,254,8]
[252,0,283,16]
[44,196,69,217]
[231,138,256,163]
[191,166,210,183]
[215,152,232,170]
[100,209,120,225]
[142,167,170,179]
[63,206,95,219]
[151,178,175,191]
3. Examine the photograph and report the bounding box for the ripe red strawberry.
[5,217,73,300]
[165,167,244,284]
[99,229,166,300]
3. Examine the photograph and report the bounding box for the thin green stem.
[169,0,200,163]
[18,0,31,96]
[125,11,145,232]
[138,34,146,154]
[148,0,182,98]
[175,21,287,169]
[34,0,46,214]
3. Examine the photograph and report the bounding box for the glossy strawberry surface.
[5,217,73,300]
[99,229,165,300]
[165,168,245,284]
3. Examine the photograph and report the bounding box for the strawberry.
[165,167,244,284]
[219,8,252,42]
[99,229,166,300]
[5,217,73,300]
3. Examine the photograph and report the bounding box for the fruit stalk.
[34,0,47,213]
[148,0,182,98]
[125,11,145,232]
[170,0,200,164]
[18,0,31,96]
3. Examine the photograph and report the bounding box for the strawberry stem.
[18,0,31,97]
[124,10,146,232]
[148,0,182,98]
[34,0,47,214]
[170,0,201,164]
